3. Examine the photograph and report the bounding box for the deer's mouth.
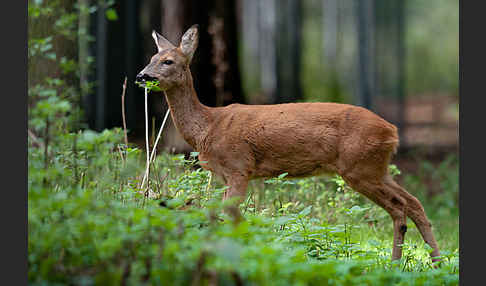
[136,73,158,83]
[135,74,161,91]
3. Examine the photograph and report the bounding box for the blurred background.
[28,0,458,158]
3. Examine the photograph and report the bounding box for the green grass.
[28,132,459,285]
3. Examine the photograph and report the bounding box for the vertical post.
[76,0,90,184]
[241,0,261,99]
[356,0,374,110]
[95,0,107,131]
[276,0,302,103]
[396,0,406,148]
[242,0,260,74]
[259,0,277,103]
[211,0,245,105]
[78,0,90,117]
[125,0,138,130]
[323,0,338,67]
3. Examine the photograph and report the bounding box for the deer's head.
[136,25,199,91]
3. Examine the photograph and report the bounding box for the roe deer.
[136,25,441,262]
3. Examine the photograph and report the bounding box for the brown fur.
[137,25,441,262]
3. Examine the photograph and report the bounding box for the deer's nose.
[136,73,157,82]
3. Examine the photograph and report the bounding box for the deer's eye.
[162,59,174,65]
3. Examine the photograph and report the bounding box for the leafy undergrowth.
[28,129,459,286]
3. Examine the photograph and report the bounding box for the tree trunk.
[275,0,302,103]
[356,0,375,110]
[375,0,406,148]
[258,0,278,104]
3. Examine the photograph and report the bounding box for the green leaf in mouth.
[135,80,162,92]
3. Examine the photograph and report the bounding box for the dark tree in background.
[374,0,406,147]
[257,0,277,103]
[159,0,244,107]
[276,0,303,103]
[356,0,375,110]
[322,0,342,103]
[241,0,302,104]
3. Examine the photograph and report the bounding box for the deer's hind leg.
[343,174,409,260]
[339,146,409,259]
[384,176,441,262]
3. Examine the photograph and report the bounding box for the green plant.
[29,147,460,285]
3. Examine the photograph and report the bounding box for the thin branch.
[121,76,128,147]
[205,171,212,199]
[149,109,171,163]
[44,118,50,171]
[142,87,150,190]
[151,116,156,147]
[141,108,171,188]
[28,129,44,149]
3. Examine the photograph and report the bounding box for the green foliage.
[29,148,460,285]
[403,155,459,218]
[29,121,459,285]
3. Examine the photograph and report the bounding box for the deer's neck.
[163,72,212,150]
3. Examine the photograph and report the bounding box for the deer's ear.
[152,30,174,52]
[179,24,199,62]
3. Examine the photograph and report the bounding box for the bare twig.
[159,172,169,185]
[142,87,150,190]
[28,129,44,149]
[205,171,212,199]
[149,109,170,163]
[141,108,171,188]
[44,118,50,171]
[121,76,128,147]
[151,116,156,146]
[117,144,125,162]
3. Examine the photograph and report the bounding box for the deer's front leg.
[223,173,249,203]
[221,172,249,223]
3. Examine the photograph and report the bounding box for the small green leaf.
[298,205,312,217]
[105,8,118,21]
[424,243,435,254]
[368,239,381,247]
[278,172,289,179]
[166,198,184,209]
[273,216,295,226]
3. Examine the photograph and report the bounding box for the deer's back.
[203,102,398,179]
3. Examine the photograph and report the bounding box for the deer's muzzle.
[136,73,158,82]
